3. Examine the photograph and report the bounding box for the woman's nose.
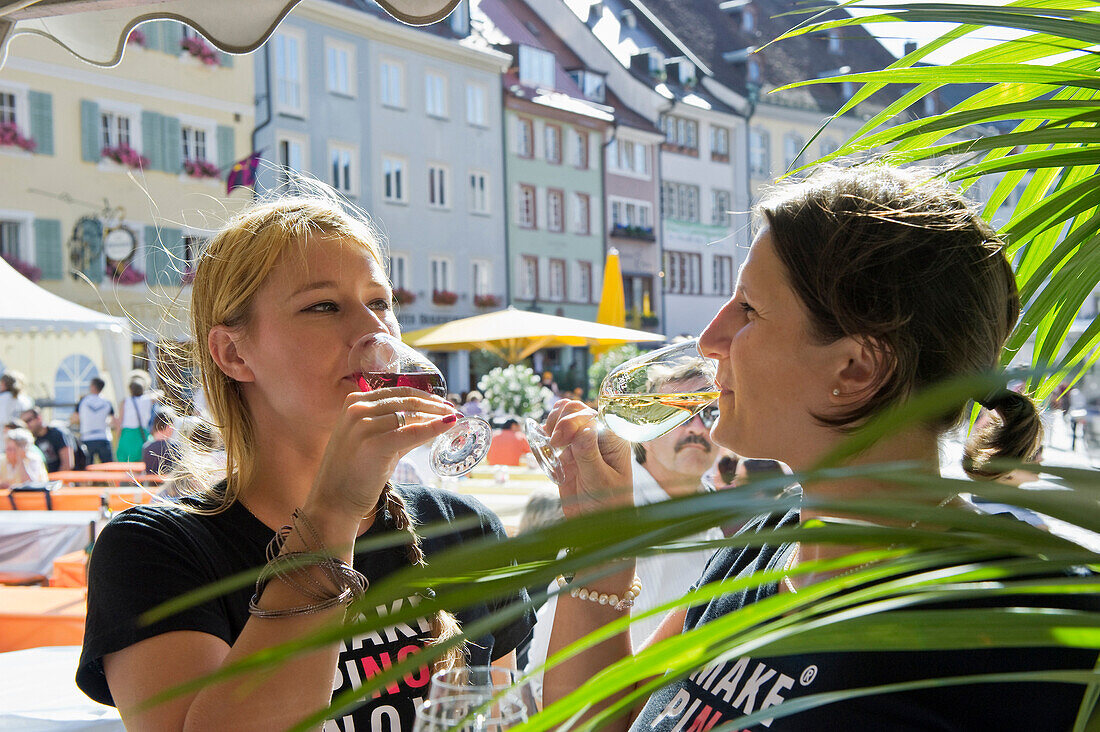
[699,301,735,359]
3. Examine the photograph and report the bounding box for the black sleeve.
[471,495,536,659]
[76,508,235,706]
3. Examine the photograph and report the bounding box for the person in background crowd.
[461,390,485,418]
[115,379,155,462]
[21,407,73,473]
[540,164,1097,730]
[77,377,115,465]
[142,409,181,476]
[3,418,46,464]
[707,453,792,537]
[486,418,531,466]
[0,427,48,489]
[0,371,33,425]
[77,184,533,730]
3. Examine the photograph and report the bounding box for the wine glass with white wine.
[524,338,718,482]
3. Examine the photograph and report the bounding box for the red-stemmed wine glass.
[351,332,491,477]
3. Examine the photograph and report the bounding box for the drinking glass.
[350,332,492,477]
[525,339,718,482]
[413,666,539,732]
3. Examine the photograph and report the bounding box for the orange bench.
[0,586,86,652]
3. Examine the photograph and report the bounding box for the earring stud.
[832,389,840,396]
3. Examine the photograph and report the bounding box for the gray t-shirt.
[77,393,114,441]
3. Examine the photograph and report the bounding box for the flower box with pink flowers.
[184,159,221,180]
[181,36,220,66]
[0,122,36,153]
[432,290,459,306]
[102,144,149,169]
[474,294,501,308]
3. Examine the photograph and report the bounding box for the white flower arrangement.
[477,364,548,418]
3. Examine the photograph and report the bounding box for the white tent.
[0,257,131,408]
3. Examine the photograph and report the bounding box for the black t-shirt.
[632,509,1098,732]
[77,484,535,729]
[35,425,68,473]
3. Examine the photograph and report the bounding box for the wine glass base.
[524,418,564,484]
[430,418,492,477]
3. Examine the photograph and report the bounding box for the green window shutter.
[161,22,183,55]
[162,116,181,173]
[28,91,53,156]
[216,125,235,171]
[218,51,234,68]
[80,100,100,162]
[145,226,182,287]
[141,111,162,171]
[33,219,63,280]
[142,21,162,52]
[77,217,105,284]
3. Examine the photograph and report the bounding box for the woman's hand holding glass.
[541,400,634,518]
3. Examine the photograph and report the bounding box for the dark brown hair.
[757,165,1041,478]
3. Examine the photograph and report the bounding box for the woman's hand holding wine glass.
[543,400,633,519]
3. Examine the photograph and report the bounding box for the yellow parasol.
[592,248,626,356]
[402,307,664,363]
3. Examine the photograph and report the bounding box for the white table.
[0,645,123,730]
[0,512,97,576]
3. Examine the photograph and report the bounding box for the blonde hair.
[168,181,465,671]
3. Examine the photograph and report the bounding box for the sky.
[845,2,1024,64]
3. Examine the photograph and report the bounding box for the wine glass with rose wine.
[524,339,718,482]
[350,332,492,477]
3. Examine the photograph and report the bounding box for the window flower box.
[0,122,36,152]
[181,35,220,66]
[184,159,221,180]
[127,28,146,47]
[393,287,416,305]
[432,289,458,306]
[474,294,501,308]
[610,224,656,241]
[102,144,149,169]
[711,153,730,163]
[641,314,659,328]
[2,254,40,282]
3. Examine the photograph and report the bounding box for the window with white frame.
[428,164,449,208]
[383,156,407,203]
[568,70,605,103]
[325,41,355,97]
[0,219,24,261]
[572,193,590,234]
[277,135,306,176]
[0,92,15,125]
[664,251,702,294]
[712,189,732,226]
[784,133,805,172]
[570,129,589,168]
[516,117,534,157]
[519,255,538,299]
[518,45,555,89]
[425,72,448,118]
[711,126,730,158]
[430,257,452,293]
[608,138,649,175]
[329,143,356,195]
[466,83,487,126]
[468,171,489,214]
[662,183,700,222]
[274,30,305,115]
[380,60,405,108]
[548,259,566,301]
[713,254,734,295]
[547,189,564,232]
[747,58,761,84]
[749,128,770,176]
[545,125,562,164]
[389,253,410,290]
[611,199,652,229]
[661,116,698,151]
[100,109,135,150]
[180,125,208,162]
[472,259,491,297]
[577,261,593,303]
[517,184,536,228]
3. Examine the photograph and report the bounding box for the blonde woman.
[77,187,534,730]
[0,427,47,489]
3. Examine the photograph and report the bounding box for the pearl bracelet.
[556,574,642,612]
